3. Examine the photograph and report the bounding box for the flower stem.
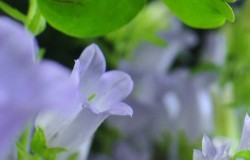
[0,1,27,23]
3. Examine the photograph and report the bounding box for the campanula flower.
[37,44,133,159]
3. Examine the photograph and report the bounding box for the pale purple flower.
[37,44,133,159]
[193,135,230,160]
[166,70,215,141]
[0,17,78,156]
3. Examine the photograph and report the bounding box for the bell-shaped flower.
[37,44,133,159]
[0,17,78,156]
[193,135,230,160]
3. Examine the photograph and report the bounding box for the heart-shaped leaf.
[162,0,235,28]
[37,0,146,37]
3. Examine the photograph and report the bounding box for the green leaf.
[225,0,237,2]
[16,127,30,160]
[162,0,235,28]
[31,127,67,160]
[233,150,250,160]
[16,143,40,160]
[36,0,146,37]
[16,126,41,160]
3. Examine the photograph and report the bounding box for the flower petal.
[75,44,106,97]
[46,108,108,150]
[92,71,133,112]
[193,149,206,160]
[34,60,78,113]
[71,60,80,86]
[202,135,216,159]
[238,114,250,150]
[0,107,33,156]
[0,17,38,155]
[215,143,230,160]
[108,102,133,116]
[33,63,78,144]
[0,16,37,65]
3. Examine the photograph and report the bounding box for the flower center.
[88,93,96,101]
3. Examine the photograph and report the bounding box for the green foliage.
[36,0,146,37]
[30,127,67,160]
[152,132,172,159]
[162,0,235,28]
[26,0,46,35]
[16,143,38,160]
[233,150,250,160]
[16,127,35,160]
[1,0,235,37]
[220,0,250,107]
[177,132,201,160]
[16,127,68,160]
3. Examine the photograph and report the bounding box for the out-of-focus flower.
[201,32,227,67]
[0,16,77,156]
[165,70,215,141]
[107,21,214,160]
[193,135,230,160]
[37,44,133,159]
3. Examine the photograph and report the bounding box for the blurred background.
[1,0,250,159]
